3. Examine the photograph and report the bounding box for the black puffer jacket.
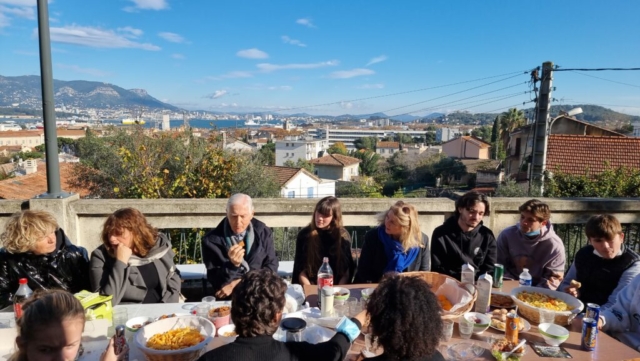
[0,228,90,309]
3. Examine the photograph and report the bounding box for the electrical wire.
[554,67,640,71]
[567,71,640,89]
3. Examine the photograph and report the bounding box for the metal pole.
[36,0,68,198]
[529,61,554,195]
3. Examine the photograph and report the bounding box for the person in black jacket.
[292,196,355,286]
[354,201,430,284]
[0,210,90,309]
[197,269,366,361]
[431,191,496,281]
[202,194,279,299]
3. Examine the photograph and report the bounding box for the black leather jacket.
[0,228,91,309]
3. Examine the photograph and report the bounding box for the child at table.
[9,288,124,361]
[600,273,640,352]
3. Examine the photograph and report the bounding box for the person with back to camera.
[430,191,496,280]
[353,201,430,284]
[364,274,446,361]
[292,196,355,285]
[8,288,126,361]
[89,207,181,305]
[197,269,367,361]
[0,210,90,310]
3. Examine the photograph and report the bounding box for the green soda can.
[493,264,504,288]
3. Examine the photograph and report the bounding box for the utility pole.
[529,61,554,195]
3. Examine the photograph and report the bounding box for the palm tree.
[499,108,526,154]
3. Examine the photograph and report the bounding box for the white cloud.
[329,68,375,79]
[118,26,143,38]
[0,4,33,18]
[44,25,161,51]
[356,83,384,89]
[158,31,186,43]
[366,55,388,66]
[340,101,353,109]
[221,71,253,79]
[236,48,268,59]
[296,18,315,28]
[268,85,292,91]
[257,60,338,72]
[57,63,111,77]
[281,35,306,47]
[206,90,228,99]
[171,53,185,59]
[0,0,40,28]
[123,0,169,12]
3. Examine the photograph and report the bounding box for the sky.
[1,0,640,116]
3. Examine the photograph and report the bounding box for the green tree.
[354,137,378,151]
[495,178,529,197]
[471,126,492,141]
[232,154,281,198]
[351,150,381,176]
[490,116,500,159]
[13,151,43,161]
[432,157,466,186]
[327,142,348,155]
[257,141,275,165]
[545,165,640,197]
[35,137,78,153]
[283,158,315,173]
[499,108,526,154]
[394,133,414,144]
[335,176,383,198]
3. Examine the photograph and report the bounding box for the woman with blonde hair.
[0,210,90,310]
[354,201,430,283]
[292,196,355,285]
[90,208,181,305]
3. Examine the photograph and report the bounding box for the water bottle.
[461,263,475,285]
[13,278,33,320]
[519,268,532,286]
[317,257,333,308]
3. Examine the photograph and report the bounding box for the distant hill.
[0,75,180,111]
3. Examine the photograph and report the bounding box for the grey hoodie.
[496,222,566,289]
[89,233,181,305]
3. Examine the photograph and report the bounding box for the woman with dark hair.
[292,196,355,285]
[198,269,366,361]
[89,208,181,305]
[365,275,446,361]
[354,201,430,283]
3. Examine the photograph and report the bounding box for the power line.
[568,71,640,89]
[555,66,640,72]
[562,101,640,109]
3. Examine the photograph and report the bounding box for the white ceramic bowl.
[510,286,583,325]
[217,324,237,344]
[463,312,491,334]
[538,323,570,346]
[333,287,350,302]
[125,316,153,333]
[360,287,375,301]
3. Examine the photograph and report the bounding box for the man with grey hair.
[202,193,279,298]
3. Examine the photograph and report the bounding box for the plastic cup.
[347,297,361,317]
[539,308,555,324]
[458,316,474,339]
[442,320,454,341]
[108,308,128,337]
[202,296,216,304]
[194,303,211,318]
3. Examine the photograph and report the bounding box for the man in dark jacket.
[202,194,279,298]
[431,191,497,281]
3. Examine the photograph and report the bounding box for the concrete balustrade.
[0,196,639,252]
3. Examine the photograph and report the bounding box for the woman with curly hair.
[0,210,90,310]
[292,196,355,285]
[354,201,430,283]
[89,208,181,305]
[198,269,366,361]
[365,274,446,361]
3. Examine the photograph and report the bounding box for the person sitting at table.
[9,288,124,361]
[496,199,566,289]
[292,196,355,286]
[560,214,640,309]
[0,210,90,310]
[599,272,640,352]
[89,207,181,306]
[202,193,279,299]
[365,274,446,361]
[430,191,496,281]
[197,269,366,361]
[353,201,429,284]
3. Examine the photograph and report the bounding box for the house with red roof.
[309,154,361,181]
[264,166,335,198]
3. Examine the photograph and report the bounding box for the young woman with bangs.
[292,196,355,285]
[89,207,181,305]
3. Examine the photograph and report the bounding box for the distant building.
[442,136,491,159]
[275,138,329,166]
[436,127,460,143]
[404,144,442,157]
[633,121,640,137]
[309,154,361,181]
[162,114,171,131]
[224,139,255,153]
[265,166,335,198]
[309,128,430,150]
[0,130,44,147]
[376,141,400,158]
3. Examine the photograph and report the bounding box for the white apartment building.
[275,138,329,166]
[308,128,431,150]
[436,127,460,143]
[0,130,45,147]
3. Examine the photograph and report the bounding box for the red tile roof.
[546,135,640,176]
[309,153,360,167]
[441,135,491,149]
[0,130,43,138]
[264,166,320,186]
[0,162,88,199]
[376,141,399,149]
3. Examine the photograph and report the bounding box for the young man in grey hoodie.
[496,199,565,289]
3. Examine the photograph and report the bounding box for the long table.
[304,281,640,361]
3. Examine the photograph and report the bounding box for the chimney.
[24,159,38,175]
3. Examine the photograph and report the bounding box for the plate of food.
[491,291,515,308]
[490,338,526,361]
[488,309,530,332]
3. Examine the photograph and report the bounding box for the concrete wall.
[3,197,639,254]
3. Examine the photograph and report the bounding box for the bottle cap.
[323,257,329,262]
[18,278,27,285]
[115,325,126,337]
[280,317,307,332]
[523,268,529,272]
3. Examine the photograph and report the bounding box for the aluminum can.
[114,325,130,361]
[581,317,597,351]
[505,312,519,344]
[493,264,504,288]
[586,303,601,321]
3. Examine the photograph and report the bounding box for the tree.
[335,176,383,198]
[431,157,466,186]
[545,165,640,197]
[257,141,275,165]
[499,108,526,153]
[327,142,348,155]
[495,178,529,197]
[13,151,43,161]
[351,150,381,176]
[394,133,414,144]
[231,154,281,198]
[354,137,378,151]
[471,126,492,141]
[283,158,315,173]
[490,116,500,159]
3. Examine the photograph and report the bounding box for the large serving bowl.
[400,272,477,320]
[510,286,583,325]
[538,323,570,346]
[135,315,214,361]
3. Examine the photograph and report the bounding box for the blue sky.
[1,0,640,116]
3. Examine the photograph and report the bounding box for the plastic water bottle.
[13,278,33,320]
[519,268,532,286]
[317,257,333,308]
[461,263,475,285]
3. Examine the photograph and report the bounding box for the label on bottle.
[317,274,333,307]
[13,302,24,319]
[519,278,532,286]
